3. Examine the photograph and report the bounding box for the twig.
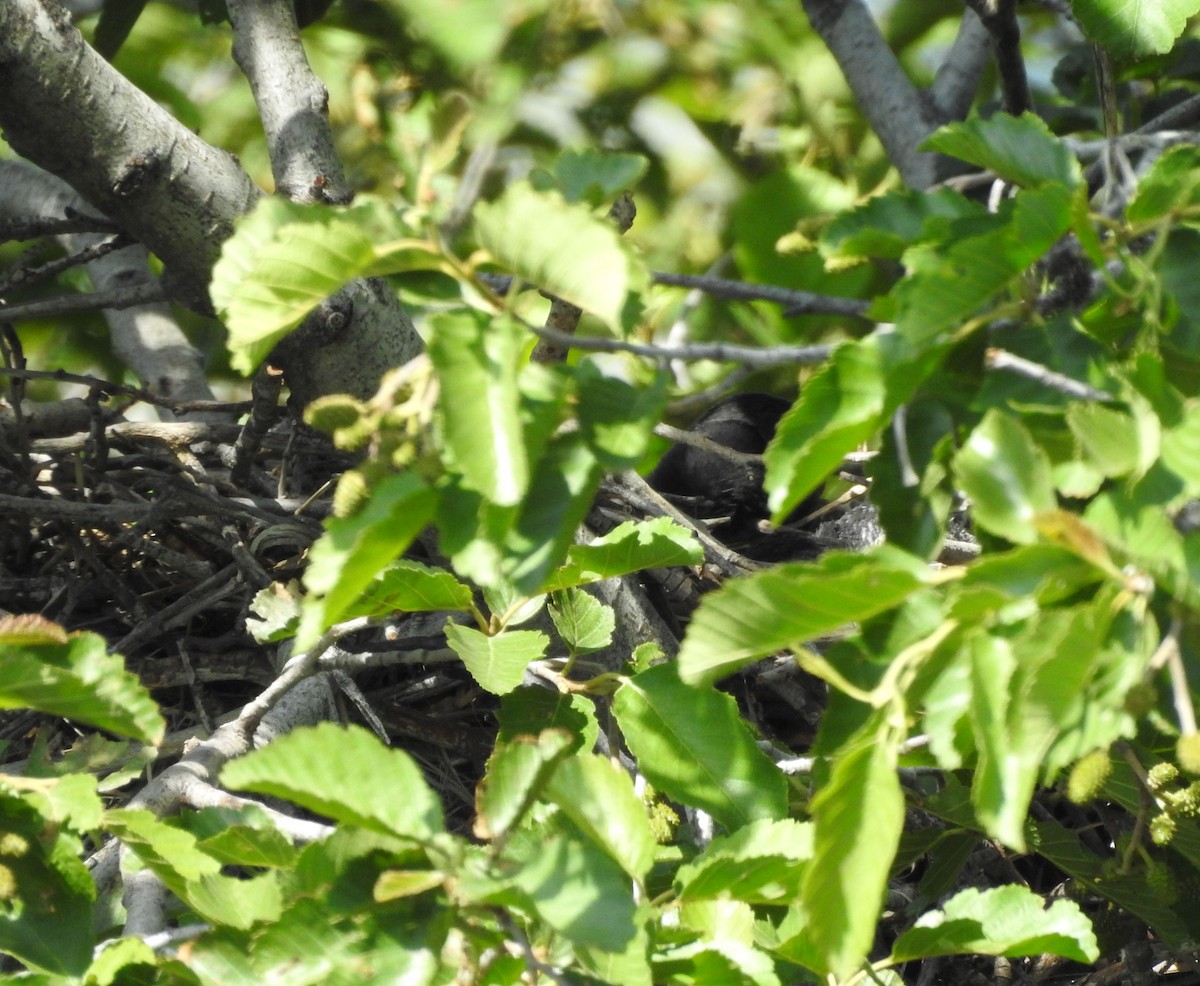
[651,271,872,318]
[0,280,168,322]
[232,365,284,486]
[0,369,253,419]
[985,348,1114,401]
[527,323,835,367]
[0,212,119,241]
[0,233,132,296]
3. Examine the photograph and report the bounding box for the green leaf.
[552,150,649,205]
[445,623,547,695]
[475,730,575,840]
[892,885,1098,963]
[677,549,929,686]
[504,436,603,594]
[498,686,598,752]
[953,410,1057,544]
[575,364,669,470]
[355,559,475,615]
[246,580,302,643]
[220,722,444,839]
[474,183,644,331]
[548,588,615,655]
[0,791,95,976]
[542,517,702,592]
[379,0,548,72]
[613,664,786,830]
[798,726,905,980]
[298,471,436,648]
[0,616,164,745]
[1067,402,1147,480]
[1071,0,1200,61]
[821,188,984,262]
[1127,146,1200,222]
[675,818,813,903]
[764,338,889,521]
[428,311,528,505]
[212,199,375,375]
[923,114,1081,189]
[509,825,638,951]
[545,754,656,881]
[894,184,1075,346]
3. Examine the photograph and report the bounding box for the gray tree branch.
[0,0,259,311]
[226,0,352,204]
[800,0,945,188]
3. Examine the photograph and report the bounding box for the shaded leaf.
[542,517,702,593]
[613,664,786,830]
[474,730,574,841]
[1072,0,1200,61]
[548,588,615,655]
[923,114,1081,189]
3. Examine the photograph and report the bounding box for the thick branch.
[800,0,945,188]
[227,0,352,204]
[0,0,260,311]
[930,9,992,120]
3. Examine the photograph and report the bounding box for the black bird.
[647,393,823,557]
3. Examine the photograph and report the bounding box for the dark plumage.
[647,393,823,558]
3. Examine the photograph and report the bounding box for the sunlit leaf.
[445,623,547,695]
[892,885,1098,963]
[220,723,443,838]
[0,616,163,745]
[613,664,786,829]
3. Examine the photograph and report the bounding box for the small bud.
[1150,812,1177,846]
[1147,761,1180,793]
[333,470,369,518]
[1067,749,1112,804]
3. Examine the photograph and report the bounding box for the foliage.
[9,0,1200,983]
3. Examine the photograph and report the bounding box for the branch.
[226,0,352,204]
[651,271,872,318]
[930,9,993,121]
[800,0,945,188]
[963,0,1033,115]
[0,162,221,414]
[0,280,168,323]
[0,0,260,311]
[526,323,835,367]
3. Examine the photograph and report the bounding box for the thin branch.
[651,271,872,318]
[964,0,1033,116]
[226,0,351,204]
[527,323,835,367]
[0,213,118,241]
[985,347,1114,401]
[1,366,253,415]
[0,280,168,323]
[0,233,132,296]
